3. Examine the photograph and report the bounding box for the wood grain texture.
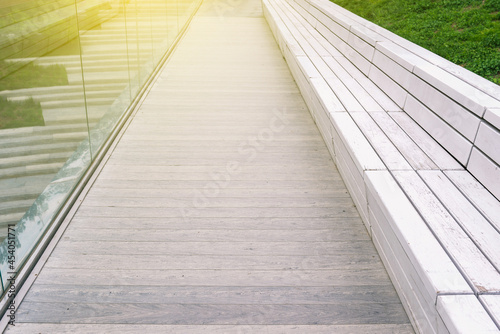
[52,240,379,256]
[6,324,415,334]
[15,302,409,325]
[394,171,500,293]
[10,0,412,330]
[262,0,500,332]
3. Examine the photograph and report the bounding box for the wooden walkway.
[7,0,413,332]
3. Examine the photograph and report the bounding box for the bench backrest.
[291,0,500,200]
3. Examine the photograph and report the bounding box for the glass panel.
[0,0,202,296]
[133,0,156,91]
[75,0,132,156]
[0,0,91,290]
[151,0,171,65]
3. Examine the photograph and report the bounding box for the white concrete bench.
[262,0,500,333]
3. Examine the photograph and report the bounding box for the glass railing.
[0,0,200,295]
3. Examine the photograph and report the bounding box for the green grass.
[0,62,67,129]
[0,62,68,90]
[0,97,44,129]
[330,0,500,84]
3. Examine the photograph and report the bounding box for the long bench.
[262,0,500,332]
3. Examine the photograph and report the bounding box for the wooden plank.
[4,324,416,334]
[475,121,500,164]
[285,0,371,76]
[403,94,472,165]
[484,108,500,129]
[365,171,472,298]
[109,139,322,149]
[99,163,338,174]
[467,148,500,201]
[86,186,350,198]
[60,227,363,242]
[437,295,500,333]
[307,85,335,145]
[414,62,499,117]
[335,56,401,112]
[118,133,324,142]
[374,41,426,72]
[407,75,482,142]
[81,196,351,208]
[16,302,410,325]
[51,240,379,256]
[309,77,345,112]
[33,268,393,287]
[332,131,370,228]
[273,0,318,59]
[393,170,500,293]
[322,56,385,112]
[372,49,413,91]
[74,206,359,219]
[480,295,500,328]
[368,64,407,108]
[86,179,347,189]
[105,156,334,166]
[389,111,462,170]
[306,0,352,40]
[330,112,386,172]
[347,29,375,62]
[370,211,439,334]
[96,171,341,181]
[45,254,381,270]
[368,111,438,170]
[66,217,365,230]
[310,57,364,111]
[445,170,500,233]
[419,170,500,272]
[349,111,411,170]
[23,284,402,305]
[123,125,319,136]
[314,18,348,56]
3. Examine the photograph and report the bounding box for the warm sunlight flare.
[0,0,200,291]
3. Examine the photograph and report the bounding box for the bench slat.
[350,111,411,170]
[366,171,472,298]
[394,170,500,294]
[323,57,384,112]
[420,170,500,272]
[389,112,462,170]
[409,74,481,142]
[480,295,500,329]
[475,122,500,165]
[368,111,438,170]
[467,148,500,201]
[334,57,400,112]
[445,170,500,233]
[368,65,407,108]
[404,94,472,166]
[437,295,500,333]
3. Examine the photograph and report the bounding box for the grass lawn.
[0,97,44,129]
[0,62,68,91]
[330,0,500,84]
[0,62,67,129]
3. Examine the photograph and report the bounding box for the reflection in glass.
[0,0,200,294]
[0,0,91,234]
